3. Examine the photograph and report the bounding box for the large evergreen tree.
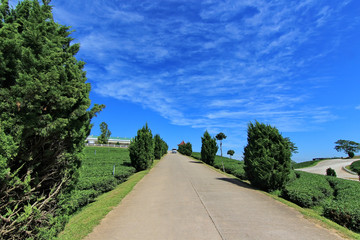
[154,134,168,159]
[201,131,218,165]
[244,121,291,192]
[0,0,103,238]
[129,123,154,171]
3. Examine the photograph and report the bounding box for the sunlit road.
[298,158,359,181]
[85,153,344,240]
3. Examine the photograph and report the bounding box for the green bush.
[323,178,360,232]
[201,131,218,165]
[282,171,333,208]
[59,147,135,216]
[326,168,337,177]
[350,160,360,174]
[178,142,192,156]
[129,123,154,171]
[213,156,246,179]
[349,152,355,158]
[244,121,292,191]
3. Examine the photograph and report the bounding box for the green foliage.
[98,122,111,144]
[244,121,292,191]
[293,159,325,169]
[323,177,360,232]
[129,123,154,171]
[284,137,298,155]
[201,131,218,165]
[326,167,337,177]
[334,139,360,157]
[282,171,334,208]
[0,1,103,238]
[215,132,227,158]
[59,147,135,216]
[350,160,360,175]
[154,134,168,159]
[227,149,235,159]
[178,142,192,156]
[192,152,246,180]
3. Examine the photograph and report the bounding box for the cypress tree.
[129,123,154,171]
[0,0,103,238]
[244,121,292,192]
[201,131,218,165]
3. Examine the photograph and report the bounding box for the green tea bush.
[350,160,360,174]
[323,178,360,232]
[213,156,246,179]
[60,147,135,216]
[282,171,333,208]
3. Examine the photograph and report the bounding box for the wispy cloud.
[51,0,356,134]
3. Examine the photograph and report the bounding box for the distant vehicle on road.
[172,149,177,154]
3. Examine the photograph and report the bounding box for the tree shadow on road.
[216,177,256,190]
[189,161,203,164]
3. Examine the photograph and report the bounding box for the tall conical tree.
[0,1,103,238]
[129,123,154,171]
[244,121,292,192]
[201,131,218,165]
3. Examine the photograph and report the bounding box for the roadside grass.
[56,160,160,240]
[189,153,360,240]
[292,159,325,169]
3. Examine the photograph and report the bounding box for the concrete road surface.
[297,158,359,181]
[85,154,344,240]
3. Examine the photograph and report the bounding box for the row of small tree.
[178,142,192,156]
[129,124,168,171]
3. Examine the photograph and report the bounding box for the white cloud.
[50,0,355,134]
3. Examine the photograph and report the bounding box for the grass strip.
[56,160,160,240]
[189,155,360,240]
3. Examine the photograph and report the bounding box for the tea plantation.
[59,147,135,215]
[191,152,360,233]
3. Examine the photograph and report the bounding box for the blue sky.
[11,0,360,162]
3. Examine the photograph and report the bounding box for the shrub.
[326,168,337,177]
[350,160,360,174]
[282,171,333,207]
[244,121,292,191]
[178,142,192,156]
[348,152,355,158]
[201,131,218,165]
[129,123,154,171]
[323,178,360,232]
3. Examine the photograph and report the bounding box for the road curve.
[84,153,344,240]
[297,158,359,181]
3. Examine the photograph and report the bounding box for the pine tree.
[0,1,103,238]
[201,131,218,165]
[244,121,291,192]
[129,123,154,171]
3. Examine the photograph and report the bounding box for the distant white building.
[86,135,131,146]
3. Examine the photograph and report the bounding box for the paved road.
[297,158,359,181]
[85,154,344,240]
